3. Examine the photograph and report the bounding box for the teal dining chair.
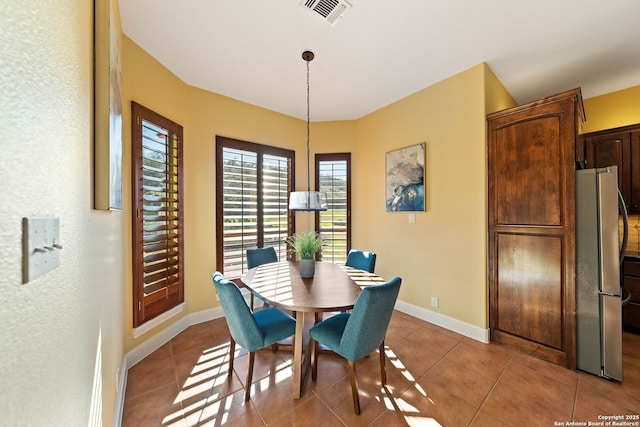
[212,271,296,401]
[246,246,278,269]
[309,276,402,414]
[245,247,278,309]
[345,249,377,273]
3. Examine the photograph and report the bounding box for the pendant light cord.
[306,58,311,195]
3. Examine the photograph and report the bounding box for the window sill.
[133,303,185,339]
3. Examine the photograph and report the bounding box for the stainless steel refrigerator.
[576,166,626,381]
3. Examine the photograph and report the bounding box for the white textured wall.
[0,1,124,425]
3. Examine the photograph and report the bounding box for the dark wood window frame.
[131,101,184,327]
[315,153,351,262]
[215,136,296,280]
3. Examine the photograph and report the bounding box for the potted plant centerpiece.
[287,231,324,278]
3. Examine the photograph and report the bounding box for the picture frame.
[385,143,425,212]
[94,0,123,210]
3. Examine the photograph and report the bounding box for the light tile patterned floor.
[122,311,640,426]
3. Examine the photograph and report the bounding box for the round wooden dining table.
[241,260,385,399]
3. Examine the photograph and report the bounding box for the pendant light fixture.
[289,50,327,211]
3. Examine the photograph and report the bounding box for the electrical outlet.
[430,296,439,308]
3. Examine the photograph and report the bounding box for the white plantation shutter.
[220,147,258,278]
[316,153,351,263]
[132,102,184,327]
[216,136,294,279]
[262,154,291,254]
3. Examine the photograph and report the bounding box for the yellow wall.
[0,0,124,425]
[582,85,640,133]
[484,64,518,115]
[355,64,493,327]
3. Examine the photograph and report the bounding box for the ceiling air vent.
[300,0,352,25]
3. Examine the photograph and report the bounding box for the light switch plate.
[22,217,61,284]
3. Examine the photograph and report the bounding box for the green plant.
[286,231,324,260]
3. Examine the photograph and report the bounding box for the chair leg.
[244,351,255,402]
[228,337,236,376]
[314,312,322,323]
[250,293,254,311]
[347,360,361,415]
[379,341,387,386]
[271,343,279,353]
[310,339,318,380]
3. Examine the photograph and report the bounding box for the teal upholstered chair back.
[345,249,377,273]
[213,271,296,402]
[339,276,401,360]
[212,271,264,351]
[246,247,278,269]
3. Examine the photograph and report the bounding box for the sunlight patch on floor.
[250,359,293,395]
[376,346,443,426]
[178,343,231,402]
[386,347,417,382]
[181,394,232,426]
[165,343,294,426]
[404,415,443,426]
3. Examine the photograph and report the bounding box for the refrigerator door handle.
[619,188,628,265]
[598,170,621,296]
[599,291,621,297]
[619,188,632,306]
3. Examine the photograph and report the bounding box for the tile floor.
[122,311,640,426]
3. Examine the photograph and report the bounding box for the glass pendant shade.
[289,191,327,211]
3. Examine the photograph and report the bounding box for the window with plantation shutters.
[315,153,351,263]
[216,136,295,279]
[131,102,184,327]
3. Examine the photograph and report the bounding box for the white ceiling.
[120,0,640,122]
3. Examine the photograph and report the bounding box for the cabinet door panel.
[497,233,563,349]
[584,131,630,210]
[623,275,640,299]
[494,117,562,226]
[585,132,628,170]
[623,302,640,330]
[623,259,640,277]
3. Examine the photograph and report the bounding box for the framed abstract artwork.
[94,0,123,210]
[385,143,425,212]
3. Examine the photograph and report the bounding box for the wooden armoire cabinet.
[487,88,585,369]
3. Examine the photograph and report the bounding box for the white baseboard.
[133,303,185,339]
[112,358,128,427]
[395,300,489,343]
